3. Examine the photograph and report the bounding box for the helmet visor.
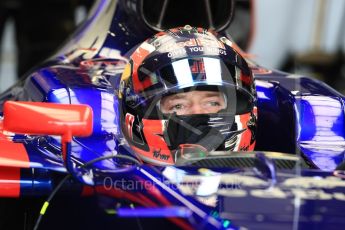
[138,57,236,92]
[136,57,255,116]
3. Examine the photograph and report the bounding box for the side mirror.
[3,101,93,161]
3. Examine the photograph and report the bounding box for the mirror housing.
[3,101,93,161]
[3,101,93,138]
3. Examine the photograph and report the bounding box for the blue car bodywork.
[1,1,345,229]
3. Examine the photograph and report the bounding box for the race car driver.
[118,26,257,165]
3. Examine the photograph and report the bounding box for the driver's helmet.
[119,26,257,165]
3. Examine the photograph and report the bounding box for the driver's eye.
[170,104,183,111]
[201,97,224,109]
[207,101,221,107]
[168,102,188,113]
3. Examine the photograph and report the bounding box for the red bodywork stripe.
[0,121,5,140]
[0,121,30,168]
[0,121,30,197]
[0,140,30,168]
[81,186,95,196]
[0,167,21,197]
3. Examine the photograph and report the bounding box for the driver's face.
[160,90,226,115]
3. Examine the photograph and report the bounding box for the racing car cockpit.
[1,1,345,229]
